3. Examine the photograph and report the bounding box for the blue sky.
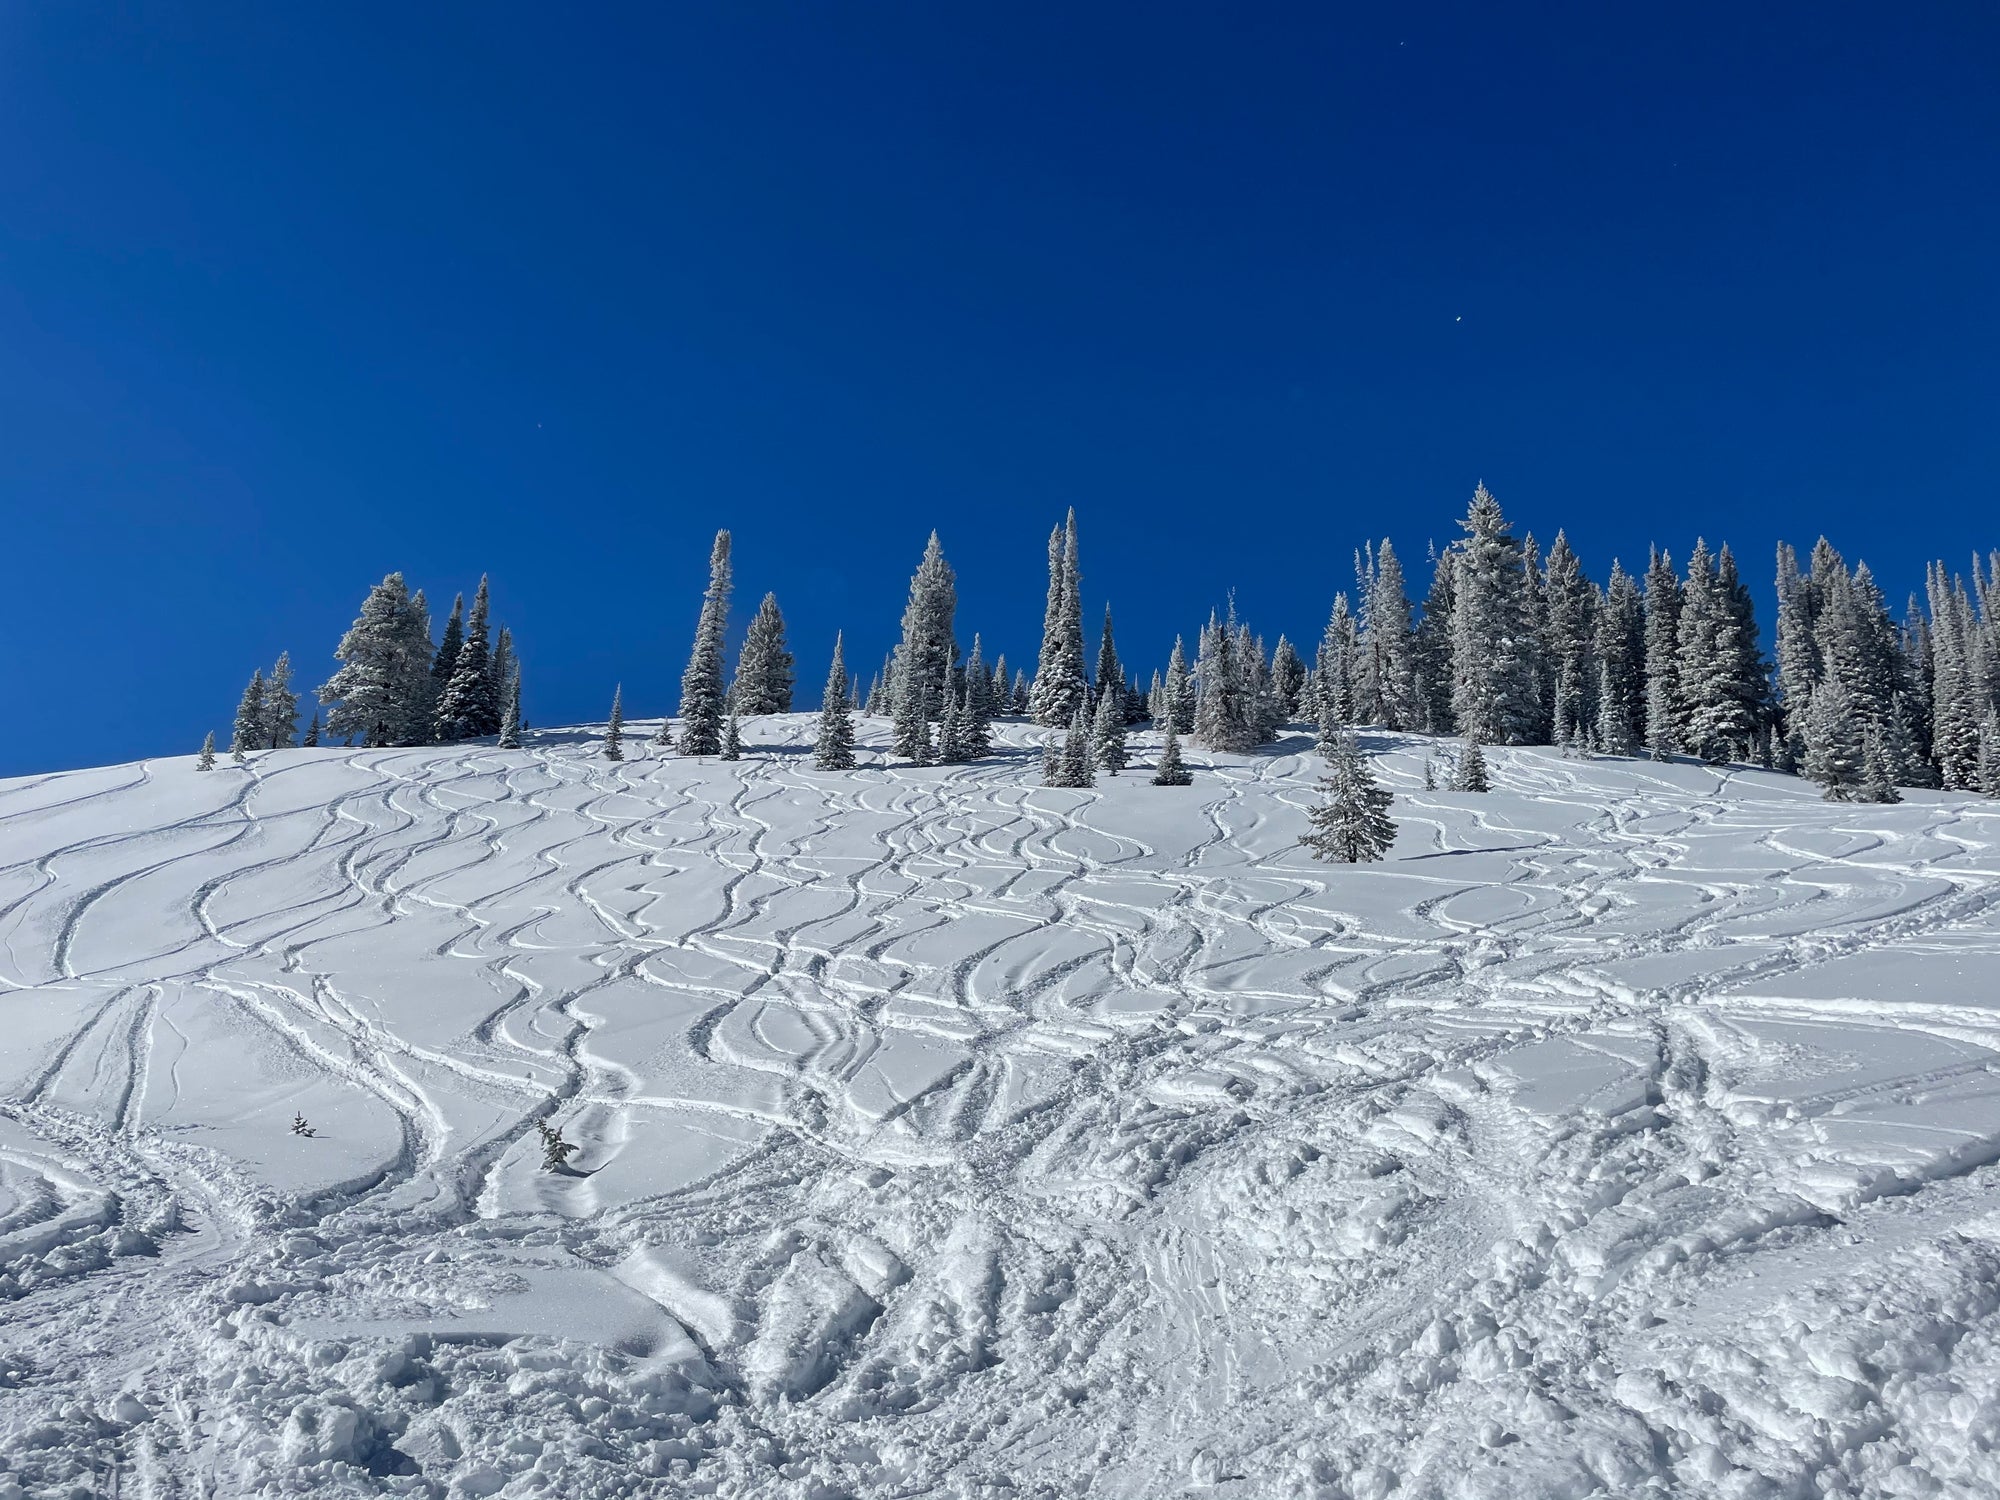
[1,4,1995,773]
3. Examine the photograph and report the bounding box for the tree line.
[214,485,2000,806]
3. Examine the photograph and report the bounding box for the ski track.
[2,719,2000,1497]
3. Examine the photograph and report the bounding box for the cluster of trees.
[214,486,1998,817]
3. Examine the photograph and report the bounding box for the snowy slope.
[4,717,2000,1498]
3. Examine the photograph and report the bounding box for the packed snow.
[4,716,2000,1498]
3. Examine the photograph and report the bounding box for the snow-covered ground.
[4,716,2000,1499]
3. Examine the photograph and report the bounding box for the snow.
[3,715,2000,1497]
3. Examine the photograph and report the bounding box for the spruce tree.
[1012,670,1032,714]
[1861,727,1901,804]
[1596,560,1644,754]
[1415,545,1458,735]
[676,531,733,754]
[604,685,626,761]
[1453,738,1491,792]
[936,690,969,765]
[1365,539,1422,731]
[431,593,465,703]
[1152,720,1193,785]
[813,635,858,770]
[1542,531,1596,748]
[323,573,437,748]
[1057,700,1095,787]
[1300,727,1397,863]
[260,652,300,748]
[196,731,216,771]
[1193,605,1258,753]
[498,669,523,750]
[1031,511,1087,726]
[1092,683,1128,774]
[437,576,499,740]
[731,592,795,714]
[1774,541,1821,763]
[1314,595,1357,728]
[961,636,994,757]
[890,532,958,759]
[1162,636,1195,733]
[1980,711,2000,797]
[1643,547,1683,759]
[488,626,517,731]
[1802,675,1864,800]
[1271,635,1307,720]
[232,739,249,767]
[1448,485,1539,745]
[1147,668,1166,725]
[232,670,266,755]
[303,712,321,748]
[1093,605,1123,715]
[1595,659,1634,756]
[720,710,742,761]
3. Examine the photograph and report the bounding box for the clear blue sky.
[2,4,1995,773]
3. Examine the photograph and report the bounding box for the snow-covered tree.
[1092,682,1128,774]
[1677,540,1762,764]
[1271,635,1307,721]
[720,710,742,761]
[1448,485,1539,745]
[961,635,994,758]
[303,712,320,748]
[1801,674,1864,800]
[1031,512,1087,726]
[1299,727,1397,863]
[1194,605,1258,753]
[1152,720,1192,785]
[731,592,795,714]
[1093,604,1123,712]
[1313,594,1357,729]
[1060,700,1095,787]
[813,633,857,770]
[1542,532,1596,748]
[1453,738,1491,792]
[890,532,958,760]
[604,685,626,761]
[232,670,266,755]
[1595,561,1644,755]
[497,669,522,750]
[1415,546,1457,735]
[936,690,970,765]
[677,532,733,755]
[1642,547,1683,759]
[1981,710,2000,797]
[1363,540,1422,731]
[259,652,300,748]
[437,576,499,741]
[1162,636,1195,733]
[431,593,465,703]
[196,731,216,771]
[322,573,436,747]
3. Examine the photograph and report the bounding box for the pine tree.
[1415,545,1457,735]
[731,592,795,714]
[488,626,517,732]
[1802,674,1864,800]
[1542,531,1596,748]
[1194,605,1258,753]
[720,710,742,761]
[864,669,887,717]
[1031,511,1087,726]
[232,739,249,767]
[1093,604,1123,714]
[1928,563,1984,789]
[431,593,465,703]
[604,685,626,761]
[961,635,994,757]
[1314,594,1358,728]
[1147,668,1166,725]
[1012,670,1031,714]
[196,731,216,771]
[1092,682,1128,774]
[1299,727,1397,863]
[1056,700,1095,787]
[677,532,733,755]
[936,690,970,765]
[497,669,522,750]
[1448,486,1539,745]
[1980,711,2000,797]
[1152,720,1193,785]
[813,634,858,771]
[1365,539,1422,731]
[232,670,266,755]
[321,573,436,747]
[1861,727,1901,804]
[437,576,499,740]
[1453,738,1491,792]
[1162,636,1195,733]
[1271,635,1307,721]
[303,712,321,748]
[1643,547,1683,759]
[1774,541,1821,763]
[1595,560,1644,754]
[1245,628,1282,744]
[260,652,300,748]
[1421,755,1437,790]
[890,532,958,759]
